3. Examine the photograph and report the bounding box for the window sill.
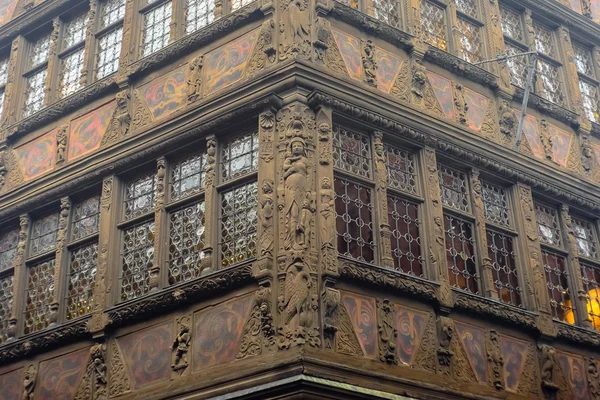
[555,320,600,349]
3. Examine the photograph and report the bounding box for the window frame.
[137,0,174,59]
[92,0,126,81]
[0,223,19,344]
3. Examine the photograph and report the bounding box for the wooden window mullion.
[151,157,167,291]
[51,197,71,326]
[45,17,61,105]
[201,135,217,274]
[373,131,394,267]
[8,214,29,339]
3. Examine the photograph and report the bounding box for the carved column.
[169,0,179,42]
[558,26,584,117]
[559,204,593,328]
[7,214,30,340]
[89,176,117,334]
[150,157,166,291]
[373,131,393,268]
[514,183,555,336]
[80,0,98,87]
[44,17,61,105]
[407,0,424,45]
[447,0,462,59]
[470,169,497,299]
[422,146,452,307]
[116,0,136,84]
[201,135,216,275]
[1,36,24,131]
[50,197,71,325]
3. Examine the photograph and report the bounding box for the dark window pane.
[444,214,478,294]
[487,230,521,307]
[387,196,423,275]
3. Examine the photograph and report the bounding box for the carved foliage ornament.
[237,286,275,358]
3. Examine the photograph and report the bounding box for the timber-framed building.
[1,0,600,397]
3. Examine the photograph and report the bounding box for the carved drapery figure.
[280,0,310,60]
[498,100,517,139]
[412,59,427,103]
[539,344,558,391]
[437,316,454,372]
[113,91,131,139]
[283,137,309,251]
[187,55,203,102]
[453,83,468,125]
[320,177,335,249]
[171,322,191,371]
[56,125,67,164]
[22,364,36,400]
[259,179,275,258]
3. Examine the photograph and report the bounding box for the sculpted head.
[290,137,306,156]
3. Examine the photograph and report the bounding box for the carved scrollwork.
[390,60,410,102]
[247,19,276,75]
[131,91,153,131]
[237,286,275,358]
[108,342,131,397]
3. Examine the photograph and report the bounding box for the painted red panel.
[332,30,363,81]
[68,101,116,161]
[513,110,543,158]
[15,129,57,181]
[548,124,573,166]
[37,348,89,400]
[341,291,377,358]
[139,67,188,121]
[394,305,428,366]
[500,335,529,392]
[464,88,489,131]
[568,0,583,13]
[193,294,253,370]
[427,72,455,120]
[375,48,403,93]
[0,368,23,400]
[591,0,600,23]
[0,0,18,27]
[454,322,488,383]
[117,322,172,388]
[557,352,590,400]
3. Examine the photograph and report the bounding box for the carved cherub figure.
[171,323,191,370]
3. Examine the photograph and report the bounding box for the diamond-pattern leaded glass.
[421,0,447,51]
[186,0,215,34]
[579,79,599,123]
[456,0,478,19]
[0,275,12,343]
[385,145,416,194]
[168,201,205,284]
[572,217,597,259]
[221,132,258,182]
[335,178,375,263]
[24,68,47,117]
[30,35,50,67]
[121,220,155,301]
[500,7,523,42]
[487,230,521,307]
[505,43,528,87]
[387,195,422,275]
[580,263,600,330]
[534,24,556,57]
[219,182,257,267]
[445,214,478,294]
[438,165,469,212]
[72,196,100,240]
[124,173,156,220]
[333,126,372,178]
[66,243,97,320]
[574,44,594,76]
[142,1,172,57]
[535,204,562,247]
[482,182,510,226]
[372,0,401,29]
[0,228,19,272]
[536,59,564,105]
[230,0,251,11]
[171,152,206,200]
[0,90,6,119]
[59,48,85,97]
[0,58,8,87]
[24,259,55,334]
[30,213,59,257]
[101,0,126,28]
[64,14,88,49]
[96,27,123,80]
[543,250,574,323]
[457,18,483,64]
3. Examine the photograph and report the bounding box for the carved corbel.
[187,55,203,102]
[22,364,36,400]
[486,330,504,390]
[56,124,68,165]
[377,298,398,364]
[436,316,454,376]
[362,39,377,88]
[171,316,191,375]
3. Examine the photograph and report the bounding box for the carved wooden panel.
[331,30,363,81]
[68,101,117,161]
[37,348,89,400]
[14,129,57,181]
[340,291,378,359]
[0,368,23,400]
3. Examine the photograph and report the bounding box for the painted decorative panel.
[331,30,363,81]
[0,368,22,400]
[203,31,258,95]
[548,124,573,167]
[500,335,529,392]
[37,348,89,400]
[454,322,488,383]
[591,0,600,24]
[340,291,377,358]
[427,72,454,119]
[464,89,489,131]
[0,0,18,27]
[394,305,428,366]
[591,140,600,164]
[193,294,253,370]
[138,66,187,121]
[68,101,116,161]
[514,110,543,158]
[374,48,403,93]
[15,129,57,181]
[568,0,582,13]
[556,352,590,400]
[117,322,172,388]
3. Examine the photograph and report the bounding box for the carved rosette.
[187,55,203,103]
[436,316,454,376]
[201,135,216,275]
[377,298,398,364]
[237,286,276,358]
[486,330,504,390]
[50,197,71,325]
[150,157,166,292]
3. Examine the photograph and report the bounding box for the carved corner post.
[470,169,497,299]
[7,214,30,340]
[558,26,583,117]
[373,131,394,268]
[275,101,321,350]
[116,0,136,84]
[201,135,217,275]
[422,146,452,308]
[50,196,72,326]
[89,175,118,334]
[447,0,462,59]
[45,17,61,105]
[150,157,167,292]
[1,36,25,130]
[81,0,98,88]
[559,204,593,329]
[513,183,555,336]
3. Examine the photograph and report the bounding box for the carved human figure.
[281,260,312,330]
[539,344,555,384]
[0,151,7,191]
[320,177,335,248]
[56,128,67,164]
[187,56,203,102]
[171,323,191,370]
[22,365,35,400]
[259,179,275,257]
[114,91,131,138]
[91,344,107,385]
[588,358,600,399]
[582,135,594,173]
[283,0,309,55]
[498,100,517,138]
[412,60,427,100]
[283,137,309,250]
[363,40,377,87]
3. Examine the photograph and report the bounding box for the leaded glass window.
[171,152,206,200]
[444,214,478,294]
[336,0,359,7]
[482,182,510,227]
[455,0,478,19]
[333,126,372,178]
[221,131,258,182]
[66,243,97,320]
[30,35,50,67]
[334,178,375,263]
[533,24,556,58]
[96,27,123,80]
[457,18,483,64]
[421,0,447,51]
[487,230,521,307]
[124,173,156,219]
[387,196,422,275]
[186,0,215,34]
[168,201,205,284]
[580,79,600,123]
[580,263,600,330]
[574,44,594,76]
[0,58,8,119]
[120,220,155,300]
[230,0,251,11]
[535,204,562,247]
[30,213,59,257]
[24,69,47,117]
[63,14,88,49]
[572,217,597,259]
[438,165,469,212]
[101,0,126,27]
[142,1,172,57]
[505,42,528,87]
[72,196,100,240]
[0,228,19,272]
[536,59,564,106]
[59,48,85,97]
[500,6,524,42]
[372,0,401,29]
[0,275,12,343]
[219,182,257,267]
[24,259,55,334]
[543,250,574,323]
[385,145,416,194]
